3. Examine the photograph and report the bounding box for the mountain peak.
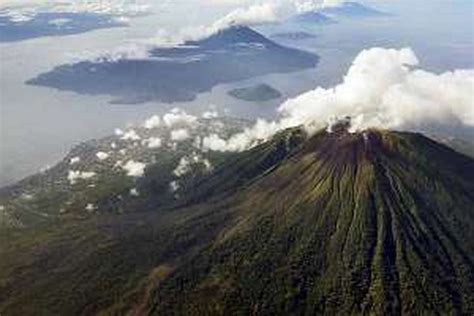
[186,25,276,49]
[1,126,473,315]
[320,1,387,17]
[148,128,474,314]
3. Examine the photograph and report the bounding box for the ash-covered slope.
[1,127,473,315]
[26,25,319,104]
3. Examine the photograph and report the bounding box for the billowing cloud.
[212,2,279,28]
[170,129,190,142]
[293,0,343,12]
[122,160,146,177]
[69,156,81,165]
[120,129,141,141]
[163,108,198,127]
[180,0,340,41]
[144,137,162,148]
[96,151,110,161]
[143,115,161,129]
[202,110,219,119]
[202,47,474,152]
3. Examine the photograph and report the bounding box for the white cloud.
[180,2,283,41]
[129,187,139,196]
[202,47,474,152]
[202,110,219,119]
[69,156,81,165]
[0,0,151,17]
[278,47,474,133]
[179,0,344,42]
[122,160,146,177]
[293,0,342,13]
[212,2,279,29]
[96,151,110,161]
[163,108,198,127]
[143,115,161,129]
[68,170,96,184]
[121,129,141,141]
[202,119,279,151]
[114,128,124,136]
[170,129,190,142]
[144,137,162,148]
[173,152,213,177]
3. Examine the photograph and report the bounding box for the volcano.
[26,26,319,104]
[1,127,473,315]
[320,2,388,18]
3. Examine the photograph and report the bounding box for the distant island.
[26,26,318,104]
[228,84,282,102]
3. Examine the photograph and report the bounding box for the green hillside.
[1,127,473,315]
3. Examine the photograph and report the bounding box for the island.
[26,26,318,104]
[228,84,282,102]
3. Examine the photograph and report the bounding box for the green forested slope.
[1,128,473,315]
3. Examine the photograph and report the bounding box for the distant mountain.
[26,26,319,104]
[185,25,277,50]
[320,2,388,18]
[290,11,337,24]
[228,83,282,102]
[1,124,473,314]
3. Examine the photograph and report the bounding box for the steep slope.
[150,128,474,315]
[0,127,473,315]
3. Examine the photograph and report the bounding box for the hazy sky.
[0,0,472,186]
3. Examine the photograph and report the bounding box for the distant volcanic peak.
[320,1,387,17]
[186,25,275,49]
[292,11,337,24]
